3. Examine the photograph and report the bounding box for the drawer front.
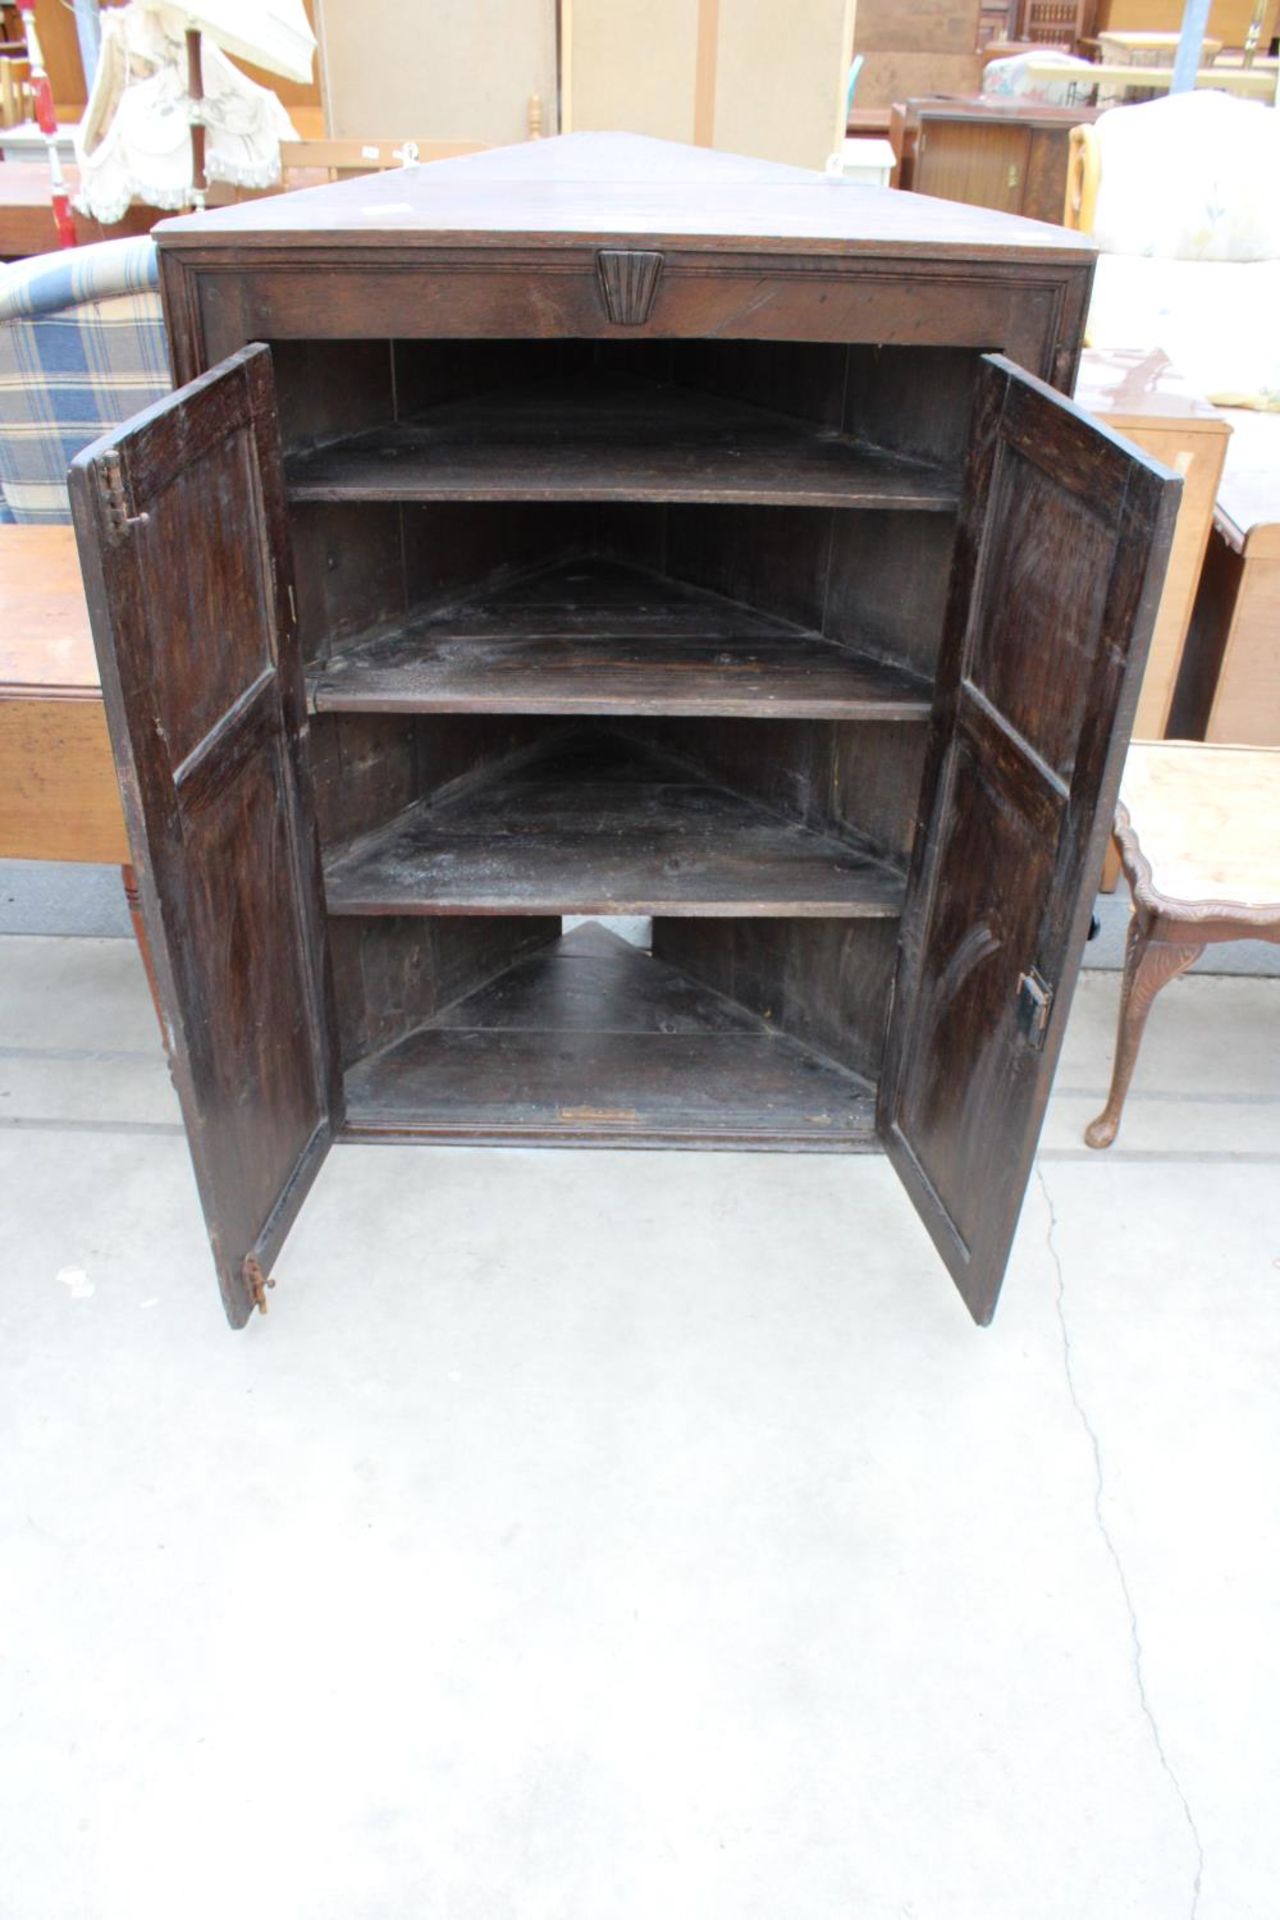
[165,248,1091,394]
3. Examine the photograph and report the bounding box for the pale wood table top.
[1075,347,1226,431]
[0,524,96,697]
[1120,742,1280,910]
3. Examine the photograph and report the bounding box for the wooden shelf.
[342,922,878,1148]
[309,557,934,720]
[285,372,958,510]
[322,728,907,919]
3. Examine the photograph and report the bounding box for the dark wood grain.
[153,131,1098,259]
[343,922,879,1148]
[285,372,958,510]
[68,345,339,1329]
[310,557,933,720]
[654,917,902,1081]
[323,729,908,919]
[879,354,1179,1326]
[329,914,559,1068]
[94,133,1180,1328]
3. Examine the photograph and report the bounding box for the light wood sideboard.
[1075,348,1229,741]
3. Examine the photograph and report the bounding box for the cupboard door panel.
[880,354,1179,1324]
[71,344,339,1329]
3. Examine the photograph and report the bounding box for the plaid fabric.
[0,237,170,524]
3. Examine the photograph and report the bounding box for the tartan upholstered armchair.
[0,235,170,523]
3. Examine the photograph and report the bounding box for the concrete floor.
[1,933,1277,1920]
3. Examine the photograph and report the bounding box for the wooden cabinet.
[69,135,1177,1330]
[908,99,1100,224]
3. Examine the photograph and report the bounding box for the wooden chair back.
[1064,121,1100,230]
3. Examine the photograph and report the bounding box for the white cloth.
[1088,254,1280,411]
[1092,91,1280,263]
[74,6,298,225]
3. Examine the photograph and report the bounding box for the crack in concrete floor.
[1037,1165,1206,1920]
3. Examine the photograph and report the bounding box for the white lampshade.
[134,0,317,85]
[74,4,303,223]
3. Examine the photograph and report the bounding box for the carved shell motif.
[596,249,665,326]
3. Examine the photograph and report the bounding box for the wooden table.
[1087,742,1280,1147]
[0,525,125,859]
[0,162,159,257]
[0,524,158,1008]
[0,157,334,259]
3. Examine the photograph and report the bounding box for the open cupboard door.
[879,355,1178,1326]
[71,344,339,1328]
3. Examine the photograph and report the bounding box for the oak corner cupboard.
[69,134,1178,1332]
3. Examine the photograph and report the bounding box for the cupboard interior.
[273,336,975,1148]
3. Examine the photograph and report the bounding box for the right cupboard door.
[880,354,1179,1325]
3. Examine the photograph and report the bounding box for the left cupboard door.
[71,344,341,1328]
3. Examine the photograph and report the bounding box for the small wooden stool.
[1087,742,1280,1147]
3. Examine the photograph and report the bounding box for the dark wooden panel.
[290,502,406,669]
[310,557,932,720]
[665,504,830,631]
[392,338,587,415]
[640,717,929,862]
[329,914,559,1067]
[310,712,552,851]
[270,338,394,455]
[69,345,339,1330]
[139,426,273,768]
[285,373,958,511]
[968,440,1115,780]
[180,258,1087,396]
[309,711,418,848]
[823,511,958,680]
[654,917,902,1080]
[1169,521,1241,741]
[399,501,578,612]
[842,348,980,473]
[881,354,1179,1325]
[322,729,908,919]
[342,922,878,1149]
[1022,125,1075,227]
[672,340,848,428]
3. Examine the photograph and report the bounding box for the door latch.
[1017,967,1054,1050]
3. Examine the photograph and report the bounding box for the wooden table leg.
[121,864,167,1042]
[1085,910,1204,1148]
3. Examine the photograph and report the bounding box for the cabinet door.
[916,120,1032,216]
[879,354,1178,1325]
[70,344,339,1329]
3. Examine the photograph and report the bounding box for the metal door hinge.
[99,453,150,540]
[1017,967,1054,1050]
[244,1255,275,1314]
